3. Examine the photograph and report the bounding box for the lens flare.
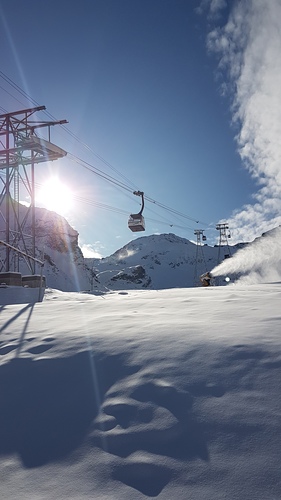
[37,177,73,216]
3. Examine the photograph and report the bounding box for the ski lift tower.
[0,106,67,273]
[216,222,232,264]
[193,229,207,285]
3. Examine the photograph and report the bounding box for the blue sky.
[1,0,281,257]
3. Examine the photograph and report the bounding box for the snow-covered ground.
[0,281,281,499]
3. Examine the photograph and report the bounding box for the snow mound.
[0,283,281,499]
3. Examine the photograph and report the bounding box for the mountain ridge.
[1,202,279,292]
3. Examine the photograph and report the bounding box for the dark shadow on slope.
[15,305,35,357]
[131,381,193,420]
[92,380,209,462]
[0,304,34,334]
[92,378,208,496]
[112,461,173,497]
[93,416,208,461]
[0,304,35,358]
[0,350,138,468]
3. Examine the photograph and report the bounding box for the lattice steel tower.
[216,222,232,264]
[0,106,67,273]
[193,229,207,285]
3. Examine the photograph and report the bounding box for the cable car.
[128,191,145,232]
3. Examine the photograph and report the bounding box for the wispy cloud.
[81,243,103,259]
[207,0,281,242]
[196,0,227,18]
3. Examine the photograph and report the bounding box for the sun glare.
[37,177,73,216]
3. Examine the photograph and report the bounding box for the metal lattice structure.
[216,222,232,265]
[0,106,67,273]
[193,229,207,285]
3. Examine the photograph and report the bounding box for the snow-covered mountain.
[86,233,240,292]
[0,201,238,292]
[33,208,90,291]
[0,202,90,292]
[2,201,280,293]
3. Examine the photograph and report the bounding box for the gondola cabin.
[128,190,145,232]
[128,213,145,232]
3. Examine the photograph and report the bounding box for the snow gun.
[200,272,213,287]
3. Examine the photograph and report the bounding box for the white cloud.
[210,0,227,14]
[208,0,281,241]
[19,199,30,207]
[196,0,227,17]
[81,243,103,259]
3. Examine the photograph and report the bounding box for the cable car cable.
[0,70,211,231]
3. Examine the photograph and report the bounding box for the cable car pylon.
[193,229,207,286]
[128,191,145,232]
[216,222,232,264]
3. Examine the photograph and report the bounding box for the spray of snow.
[116,248,137,260]
[211,227,281,284]
[201,0,281,284]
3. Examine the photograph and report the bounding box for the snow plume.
[211,226,281,284]
[207,0,281,242]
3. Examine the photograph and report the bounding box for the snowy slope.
[86,233,237,291]
[0,202,90,292]
[88,226,281,291]
[0,283,281,499]
[32,207,90,291]
[2,201,280,293]
[1,202,237,292]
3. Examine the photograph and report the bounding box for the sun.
[36,177,74,216]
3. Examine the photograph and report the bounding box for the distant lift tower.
[0,106,67,273]
[216,222,231,264]
[194,229,207,285]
